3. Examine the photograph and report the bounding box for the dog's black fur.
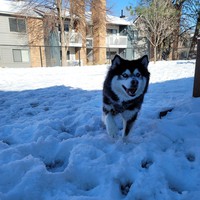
[103,55,150,137]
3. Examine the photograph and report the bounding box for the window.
[60,51,70,60]
[9,18,26,32]
[67,51,70,60]
[106,51,110,60]
[64,23,69,32]
[106,51,117,60]
[107,29,117,35]
[13,49,29,62]
[58,23,69,32]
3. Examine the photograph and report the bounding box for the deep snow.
[0,60,200,200]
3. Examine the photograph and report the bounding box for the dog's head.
[109,55,150,101]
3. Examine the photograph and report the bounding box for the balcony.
[106,35,128,48]
[66,32,82,47]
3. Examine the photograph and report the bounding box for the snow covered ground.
[0,60,200,200]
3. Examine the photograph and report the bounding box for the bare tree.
[13,0,66,65]
[185,0,200,58]
[14,0,86,66]
[128,0,178,63]
[56,0,67,66]
[155,0,198,60]
[14,0,108,66]
[15,0,55,43]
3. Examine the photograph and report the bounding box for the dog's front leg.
[104,112,118,137]
[123,118,136,137]
[122,110,138,137]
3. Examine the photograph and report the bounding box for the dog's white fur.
[102,55,150,137]
[111,69,147,102]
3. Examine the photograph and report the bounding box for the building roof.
[106,14,132,25]
[0,0,42,18]
[0,0,132,26]
[85,11,132,26]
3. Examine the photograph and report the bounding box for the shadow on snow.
[0,77,194,144]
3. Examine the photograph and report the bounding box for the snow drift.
[0,60,200,200]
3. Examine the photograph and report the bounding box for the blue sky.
[107,0,139,17]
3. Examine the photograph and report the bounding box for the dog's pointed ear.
[111,54,121,68]
[140,55,149,68]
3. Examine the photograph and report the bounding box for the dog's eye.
[122,73,129,79]
[135,72,141,78]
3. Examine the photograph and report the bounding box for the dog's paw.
[107,127,118,138]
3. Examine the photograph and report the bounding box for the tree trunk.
[172,1,185,60]
[154,45,157,63]
[56,0,67,66]
[193,38,200,97]
[172,31,179,60]
[70,0,87,65]
[188,13,200,59]
[172,12,181,60]
[92,0,106,65]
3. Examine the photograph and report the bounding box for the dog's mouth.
[122,85,137,97]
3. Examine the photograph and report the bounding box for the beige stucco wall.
[92,0,106,64]
[27,17,46,67]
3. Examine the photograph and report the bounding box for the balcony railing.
[106,35,128,48]
[60,33,127,49]
[66,32,82,47]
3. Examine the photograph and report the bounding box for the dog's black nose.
[131,79,138,87]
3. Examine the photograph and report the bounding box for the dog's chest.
[104,99,139,117]
[121,108,139,120]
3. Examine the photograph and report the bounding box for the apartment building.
[0,0,145,67]
[0,0,29,67]
[45,9,136,66]
[0,0,47,67]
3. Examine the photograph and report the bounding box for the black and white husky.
[103,55,150,137]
